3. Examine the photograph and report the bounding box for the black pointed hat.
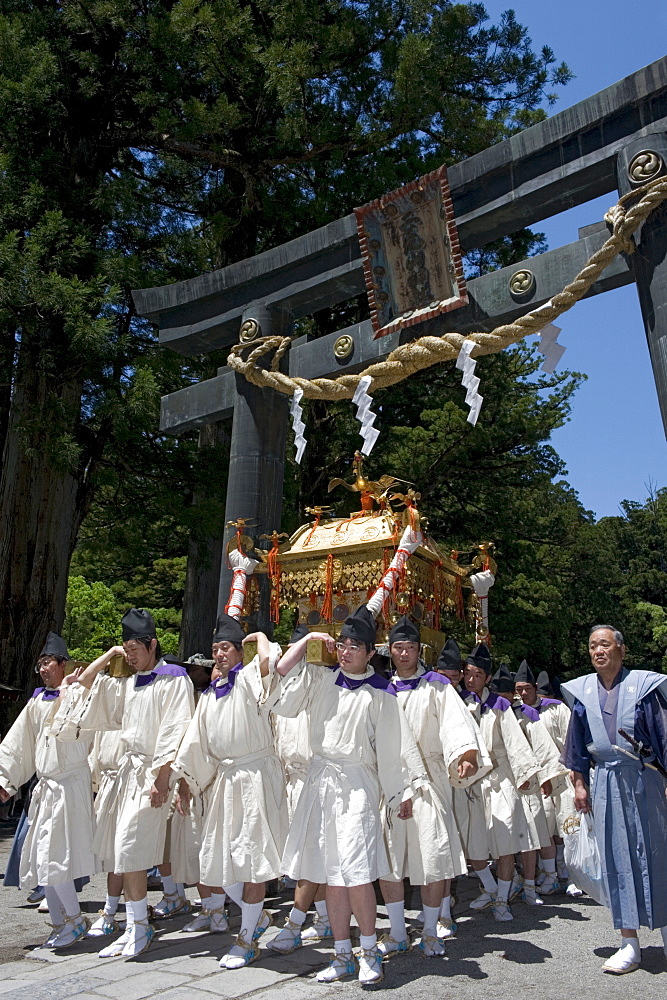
[536,670,555,697]
[388,615,421,645]
[39,631,70,660]
[490,663,515,694]
[121,608,157,641]
[514,659,536,685]
[340,604,376,647]
[466,641,493,675]
[437,638,462,672]
[212,612,245,645]
[289,624,309,645]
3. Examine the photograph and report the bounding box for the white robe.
[88,729,124,872]
[53,662,194,873]
[268,663,414,887]
[531,697,576,835]
[172,647,288,887]
[383,669,493,884]
[273,652,311,820]
[0,688,96,886]
[167,689,208,887]
[274,713,311,821]
[457,689,541,859]
[514,705,568,849]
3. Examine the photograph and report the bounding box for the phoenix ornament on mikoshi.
[327,451,410,513]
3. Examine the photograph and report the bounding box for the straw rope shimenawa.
[226,175,667,402]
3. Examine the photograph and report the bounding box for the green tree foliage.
[593,489,667,670]
[63,577,119,660]
[63,576,180,660]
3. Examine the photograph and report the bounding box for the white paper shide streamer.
[537,323,566,373]
[352,375,380,456]
[290,388,306,463]
[455,339,483,426]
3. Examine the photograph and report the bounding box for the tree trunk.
[178,421,230,658]
[0,338,90,723]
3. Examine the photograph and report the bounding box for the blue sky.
[480,1,667,518]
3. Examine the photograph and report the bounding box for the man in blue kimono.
[561,625,667,975]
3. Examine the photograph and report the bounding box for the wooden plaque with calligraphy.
[354,165,467,339]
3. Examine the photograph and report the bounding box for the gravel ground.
[1,816,666,999]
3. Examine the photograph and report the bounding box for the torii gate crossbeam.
[133,56,667,636]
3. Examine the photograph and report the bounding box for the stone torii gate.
[133,56,667,636]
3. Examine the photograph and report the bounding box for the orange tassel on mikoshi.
[321,553,334,622]
[455,575,465,620]
[433,562,442,632]
[267,539,281,624]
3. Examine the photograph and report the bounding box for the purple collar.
[392,670,450,692]
[208,662,244,699]
[515,702,540,722]
[134,661,188,689]
[536,697,562,708]
[335,670,396,696]
[463,689,512,713]
[32,686,59,701]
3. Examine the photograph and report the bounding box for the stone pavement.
[1,819,667,1000]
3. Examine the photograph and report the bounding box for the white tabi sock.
[131,897,148,923]
[422,904,440,937]
[496,879,512,903]
[315,900,329,919]
[289,906,307,926]
[555,844,565,862]
[524,879,536,888]
[440,895,451,919]
[360,933,377,951]
[240,899,264,940]
[615,937,640,964]
[477,866,498,894]
[385,900,406,941]
[542,857,557,873]
[175,882,185,897]
[161,874,177,895]
[334,938,352,954]
[223,882,244,907]
[44,886,65,925]
[55,880,80,918]
[210,893,226,911]
[104,893,121,916]
[125,899,135,928]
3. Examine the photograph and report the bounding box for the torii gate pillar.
[218,303,291,630]
[618,133,667,437]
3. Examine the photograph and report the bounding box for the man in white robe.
[378,617,490,958]
[53,608,194,958]
[460,643,542,922]
[86,728,125,937]
[0,632,95,949]
[269,624,331,954]
[488,665,569,905]
[270,605,416,986]
[173,653,230,936]
[515,661,577,894]
[172,614,288,969]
